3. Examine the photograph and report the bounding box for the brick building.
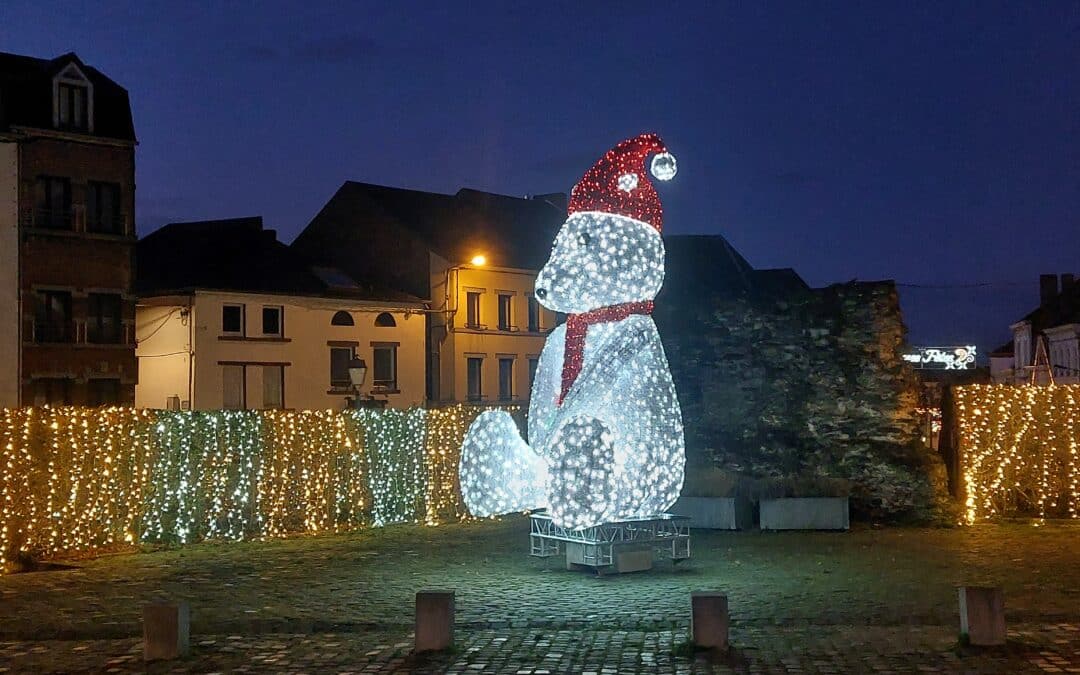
[0,51,137,406]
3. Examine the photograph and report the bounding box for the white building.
[994,273,1080,385]
[135,217,427,410]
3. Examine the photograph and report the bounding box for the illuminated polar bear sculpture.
[459,133,686,529]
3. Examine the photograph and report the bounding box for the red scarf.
[558,300,654,405]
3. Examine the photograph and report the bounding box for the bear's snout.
[535,287,547,300]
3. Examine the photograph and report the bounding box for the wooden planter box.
[670,496,754,530]
[759,497,849,531]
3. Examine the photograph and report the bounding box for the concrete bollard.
[691,591,729,651]
[415,589,455,652]
[143,601,190,660]
[958,586,1006,646]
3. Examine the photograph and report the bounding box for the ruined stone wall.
[656,281,950,520]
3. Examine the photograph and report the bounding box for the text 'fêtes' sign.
[903,346,977,370]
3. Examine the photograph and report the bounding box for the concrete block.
[760,497,849,530]
[671,496,754,529]
[615,547,653,573]
[958,586,1006,646]
[691,591,729,651]
[415,589,455,652]
[143,601,190,661]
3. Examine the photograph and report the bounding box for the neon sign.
[902,346,977,370]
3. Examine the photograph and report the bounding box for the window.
[35,290,72,343]
[331,310,354,326]
[498,357,514,401]
[528,357,539,392]
[262,306,283,337]
[373,343,397,390]
[87,379,121,407]
[87,293,122,344]
[57,82,88,131]
[330,347,353,388]
[467,357,483,401]
[222,304,244,336]
[222,365,245,410]
[33,378,72,406]
[262,365,284,409]
[35,176,71,229]
[528,295,541,332]
[374,312,396,327]
[466,292,481,328]
[498,294,513,331]
[86,181,122,234]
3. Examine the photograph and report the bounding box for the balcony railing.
[86,323,122,344]
[33,209,73,230]
[33,321,74,343]
[86,213,125,235]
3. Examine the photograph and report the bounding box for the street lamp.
[346,356,385,409]
[348,356,367,390]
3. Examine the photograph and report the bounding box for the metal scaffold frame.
[529,511,691,568]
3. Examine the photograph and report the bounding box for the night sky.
[3,2,1078,353]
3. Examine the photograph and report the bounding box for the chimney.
[1040,274,1059,306]
[1061,274,1075,294]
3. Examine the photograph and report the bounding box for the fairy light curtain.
[0,406,501,571]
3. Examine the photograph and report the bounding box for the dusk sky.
[3,2,1077,352]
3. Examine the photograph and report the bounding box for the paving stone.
[0,520,1076,672]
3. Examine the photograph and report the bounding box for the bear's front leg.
[545,415,617,529]
[459,410,548,517]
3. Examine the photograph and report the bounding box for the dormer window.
[58,82,87,130]
[53,63,93,133]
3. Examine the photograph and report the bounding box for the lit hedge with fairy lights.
[954,385,1080,522]
[0,406,511,571]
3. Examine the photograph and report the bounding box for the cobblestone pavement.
[1,624,1078,674]
[1,519,1078,672]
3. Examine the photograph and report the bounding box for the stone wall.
[656,280,950,521]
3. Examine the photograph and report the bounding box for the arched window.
[374,312,396,327]
[331,310,354,326]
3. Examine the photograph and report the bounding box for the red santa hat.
[567,132,677,232]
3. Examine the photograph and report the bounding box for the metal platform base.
[529,511,690,572]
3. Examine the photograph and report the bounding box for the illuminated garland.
[0,405,509,572]
[954,384,1080,523]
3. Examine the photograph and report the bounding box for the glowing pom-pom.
[650,152,677,181]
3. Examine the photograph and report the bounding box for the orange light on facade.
[470,254,487,266]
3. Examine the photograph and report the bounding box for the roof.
[296,181,567,270]
[990,339,1014,357]
[1017,282,1080,334]
[137,217,424,303]
[659,234,808,302]
[0,51,135,141]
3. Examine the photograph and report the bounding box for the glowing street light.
[470,254,487,266]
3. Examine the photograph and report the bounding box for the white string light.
[460,133,686,529]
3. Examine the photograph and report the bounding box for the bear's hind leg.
[546,415,616,529]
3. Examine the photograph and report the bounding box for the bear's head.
[534,212,665,314]
[534,133,676,314]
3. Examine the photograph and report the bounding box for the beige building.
[0,141,17,407]
[292,182,565,404]
[135,217,426,410]
[429,259,555,403]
